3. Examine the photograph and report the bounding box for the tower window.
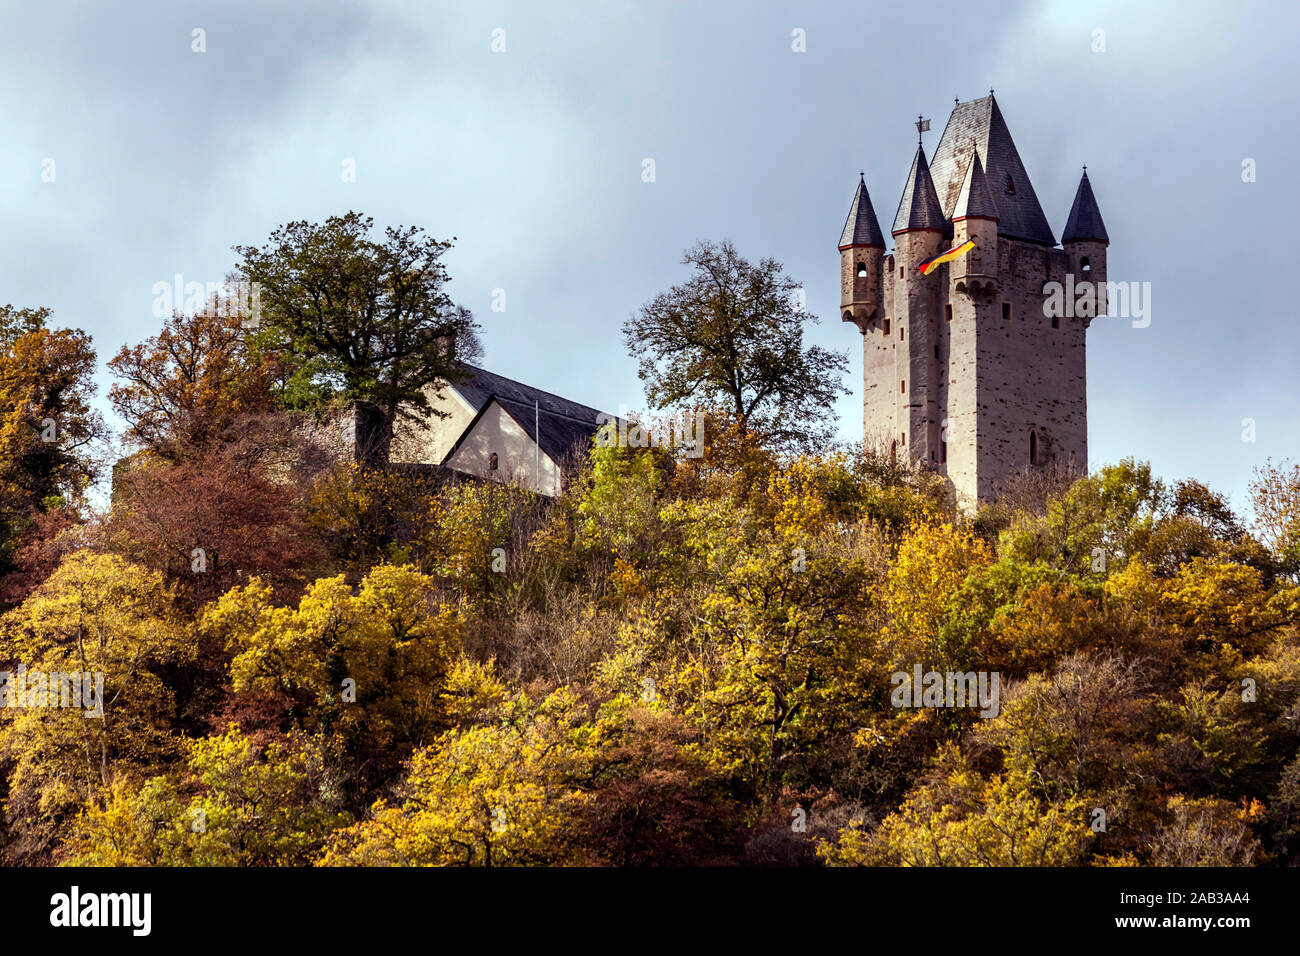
[843,310,853,323]
[940,438,947,463]
[856,261,868,278]
[489,452,499,471]
[901,432,906,446]
[933,344,939,359]
[1029,430,1039,466]
[899,326,904,341]
[1001,302,1011,321]
[1051,316,1059,329]
[883,317,891,335]
[900,379,906,393]
[945,304,952,321]
[1081,256,1091,272]
[900,266,905,279]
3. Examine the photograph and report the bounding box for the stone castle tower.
[839,94,1109,508]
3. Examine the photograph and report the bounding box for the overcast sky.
[1,0,1296,508]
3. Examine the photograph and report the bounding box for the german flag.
[919,238,975,276]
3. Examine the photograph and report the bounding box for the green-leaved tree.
[623,240,848,454]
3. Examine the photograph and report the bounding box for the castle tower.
[1061,169,1110,323]
[883,141,946,466]
[950,151,998,293]
[843,94,1106,507]
[838,174,885,332]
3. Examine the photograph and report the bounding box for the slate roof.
[839,175,886,248]
[441,364,611,465]
[928,95,1056,245]
[891,145,947,235]
[446,364,605,423]
[1062,170,1109,244]
[495,397,605,463]
[952,151,998,221]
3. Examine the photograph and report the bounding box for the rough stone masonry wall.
[900,231,945,467]
[839,246,882,329]
[974,238,1087,501]
[942,216,999,507]
[863,253,900,452]
[874,232,946,465]
[861,231,1089,508]
[940,268,975,506]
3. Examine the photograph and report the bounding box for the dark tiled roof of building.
[952,151,998,221]
[892,145,947,234]
[495,398,603,463]
[1062,170,1109,244]
[448,363,606,425]
[440,396,604,468]
[929,95,1056,245]
[839,175,886,248]
[440,364,612,466]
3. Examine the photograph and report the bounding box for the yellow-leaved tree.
[203,562,461,800]
[0,551,187,860]
[319,688,595,866]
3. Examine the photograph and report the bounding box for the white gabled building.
[390,364,611,497]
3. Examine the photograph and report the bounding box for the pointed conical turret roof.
[891,145,946,235]
[839,175,886,249]
[952,150,998,221]
[928,94,1055,244]
[1062,169,1109,244]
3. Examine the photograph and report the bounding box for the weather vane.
[915,115,930,144]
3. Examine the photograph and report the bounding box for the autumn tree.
[107,307,279,456]
[623,240,848,453]
[0,552,187,862]
[67,727,349,866]
[319,688,593,866]
[234,211,481,436]
[0,305,103,603]
[817,747,1094,866]
[1251,458,1300,576]
[105,417,326,608]
[0,306,101,509]
[203,563,462,802]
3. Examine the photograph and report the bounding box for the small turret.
[839,174,885,331]
[1062,168,1108,321]
[892,144,947,235]
[950,150,998,296]
[891,144,947,273]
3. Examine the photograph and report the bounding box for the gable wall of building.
[443,402,562,496]
[389,382,478,465]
